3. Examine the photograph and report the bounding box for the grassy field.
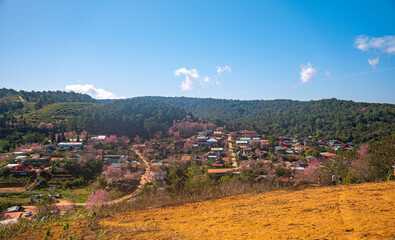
[10,181,395,240]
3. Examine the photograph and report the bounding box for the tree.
[86,189,110,210]
[134,135,141,143]
[104,165,122,183]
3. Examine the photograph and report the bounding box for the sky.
[0,0,394,103]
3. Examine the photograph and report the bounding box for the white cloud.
[325,71,331,77]
[354,35,395,54]
[174,68,200,91]
[174,68,221,91]
[299,62,317,84]
[216,65,232,75]
[65,84,125,99]
[368,57,380,70]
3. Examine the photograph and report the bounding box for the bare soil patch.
[0,187,25,194]
[12,181,395,240]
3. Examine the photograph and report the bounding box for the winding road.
[43,149,150,209]
[110,149,150,203]
[227,135,239,170]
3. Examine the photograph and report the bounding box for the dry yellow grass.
[14,181,395,240]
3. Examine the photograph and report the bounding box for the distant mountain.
[0,88,95,105]
[142,96,395,143]
[1,88,394,144]
[0,91,188,152]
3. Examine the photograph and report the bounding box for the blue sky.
[0,0,394,103]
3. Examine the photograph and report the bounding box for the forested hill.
[1,87,394,145]
[0,88,95,115]
[67,98,187,139]
[142,97,395,143]
[0,88,95,107]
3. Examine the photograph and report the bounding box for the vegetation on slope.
[5,181,395,240]
[144,96,395,143]
[68,98,188,139]
[0,88,95,106]
[23,102,94,125]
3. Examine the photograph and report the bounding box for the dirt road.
[110,149,150,203]
[25,149,150,211]
[228,135,239,170]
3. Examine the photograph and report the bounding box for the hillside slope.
[14,181,395,239]
[143,96,395,143]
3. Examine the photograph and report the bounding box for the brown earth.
[12,181,395,240]
[0,187,25,194]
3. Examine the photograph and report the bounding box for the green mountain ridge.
[141,96,395,143]
[0,89,394,151]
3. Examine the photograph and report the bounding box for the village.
[0,128,354,226]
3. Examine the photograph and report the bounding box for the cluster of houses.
[0,206,26,226]
[5,150,52,176]
[141,130,234,184]
[274,136,353,154]
[2,131,357,191]
[227,131,356,178]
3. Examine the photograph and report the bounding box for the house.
[320,152,337,158]
[148,166,166,185]
[211,147,223,152]
[91,135,106,141]
[23,156,51,167]
[198,130,213,136]
[31,154,41,160]
[236,140,248,146]
[241,130,258,138]
[305,155,317,162]
[275,146,286,154]
[285,149,294,154]
[58,142,83,150]
[207,168,235,176]
[103,155,128,164]
[4,206,23,213]
[4,212,23,220]
[5,164,20,169]
[196,136,208,141]
[0,219,18,226]
[181,155,192,164]
[197,141,211,148]
[293,145,310,150]
[12,151,28,157]
[10,166,34,176]
[212,163,224,168]
[15,156,28,164]
[243,147,254,155]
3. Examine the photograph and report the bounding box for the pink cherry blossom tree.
[105,135,118,144]
[104,165,122,183]
[85,189,110,210]
[134,135,141,143]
